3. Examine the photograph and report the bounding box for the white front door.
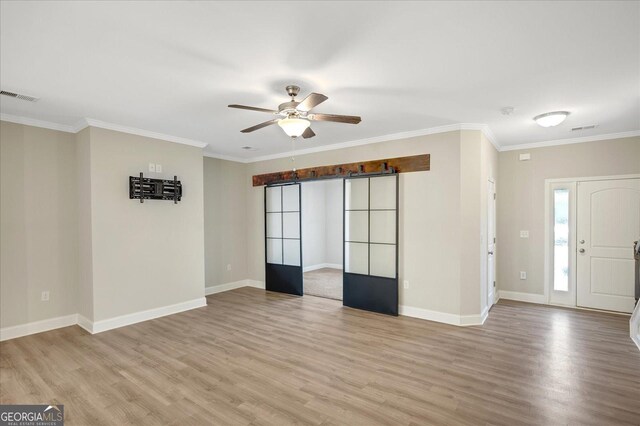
[487,179,496,307]
[576,178,640,313]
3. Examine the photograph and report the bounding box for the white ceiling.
[1,1,638,159]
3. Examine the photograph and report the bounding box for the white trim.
[303,263,343,273]
[543,174,640,184]
[245,279,266,289]
[85,297,207,334]
[243,123,496,163]
[499,291,546,304]
[0,114,208,149]
[500,130,640,152]
[205,279,254,295]
[0,314,78,342]
[0,113,77,133]
[630,302,640,351]
[80,118,208,148]
[203,151,247,163]
[76,315,93,334]
[399,305,487,326]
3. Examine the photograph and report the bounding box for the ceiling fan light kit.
[278,117,311,138]
[229,85,361,139]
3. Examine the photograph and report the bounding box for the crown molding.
[79,118,208,148]
[203,151,247,163]
[0,114,208,149]
[238,123,493,164]
[499,130,640,152]
[0,113,77,133]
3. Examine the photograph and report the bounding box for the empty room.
[1,1,639,425]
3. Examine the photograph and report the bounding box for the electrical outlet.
[41,291,50,301]
[520,271,527,280]
[155,164,162,173]
[403,280,409,289]
[227,264,232,271]
[520,230,529,238]
[148,163,156,172]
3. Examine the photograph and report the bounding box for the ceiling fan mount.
[228,85,361,139]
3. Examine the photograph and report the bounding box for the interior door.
[577,178,640,313]
[265,183,303,295]
[487,179,496,307]
[343,174,398,315]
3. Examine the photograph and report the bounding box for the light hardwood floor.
[1,288,639,425]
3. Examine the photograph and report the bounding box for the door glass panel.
[370,210,396,244]
[267,238,282,264]
[266,186,282,212]
[282,212,300,239]
[266,213,282,238]
[345,242,368,274]
[283,239,301,266]
[345,211,368,242]
[370,243,396,278]
[345,179,369,210]
[554,189,569,291]
[282,185,300,212]
[370,175,396,210]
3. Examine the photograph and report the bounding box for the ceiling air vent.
[0,90,39,102]
[571,125,598,131]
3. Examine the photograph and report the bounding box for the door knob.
[488,251,494,255]
[579,248,585,253]
[579,240,585,244]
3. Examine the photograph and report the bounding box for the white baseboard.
[0,314,78,342]
[245,279,265,289]
[87,297,207,334]
[205,279,265,295]
[499,290,546,304]
[631,302,640,351]
[399,305,487,326]
[303,263,343,273]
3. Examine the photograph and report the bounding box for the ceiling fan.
[228,85,361,139]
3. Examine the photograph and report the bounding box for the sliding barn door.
[265,184,303,295]
[343,174,398,315]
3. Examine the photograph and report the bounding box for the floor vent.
[0,90,39,102]
[571,124,597,131]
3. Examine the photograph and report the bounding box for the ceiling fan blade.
[301,127,316,139]
[296,93,328,112]
[241,119,279,133]
[228,104,278,114]
[309,113,361,124]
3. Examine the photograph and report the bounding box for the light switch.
[520,230,529,238]
[155,164,162,173]
[148,163,156,172]
[520,271,527,280]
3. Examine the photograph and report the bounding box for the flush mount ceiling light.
[278,117,311,138]
[533,111,570,127]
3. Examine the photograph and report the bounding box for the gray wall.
[497,136,640,296]
[87,127,205,321]
[203,157,248,288]
[1,121,78,327]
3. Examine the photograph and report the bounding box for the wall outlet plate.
[148,163,156,172]
[41,291,50,301]
[155,164,162,173]
[403,280,409,289]
[520,271,527,280]
[520,230,529,238]
[519,153,531,161]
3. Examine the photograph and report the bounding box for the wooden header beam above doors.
[252,154,430,186]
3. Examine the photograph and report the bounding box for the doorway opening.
[301,179,343,300]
